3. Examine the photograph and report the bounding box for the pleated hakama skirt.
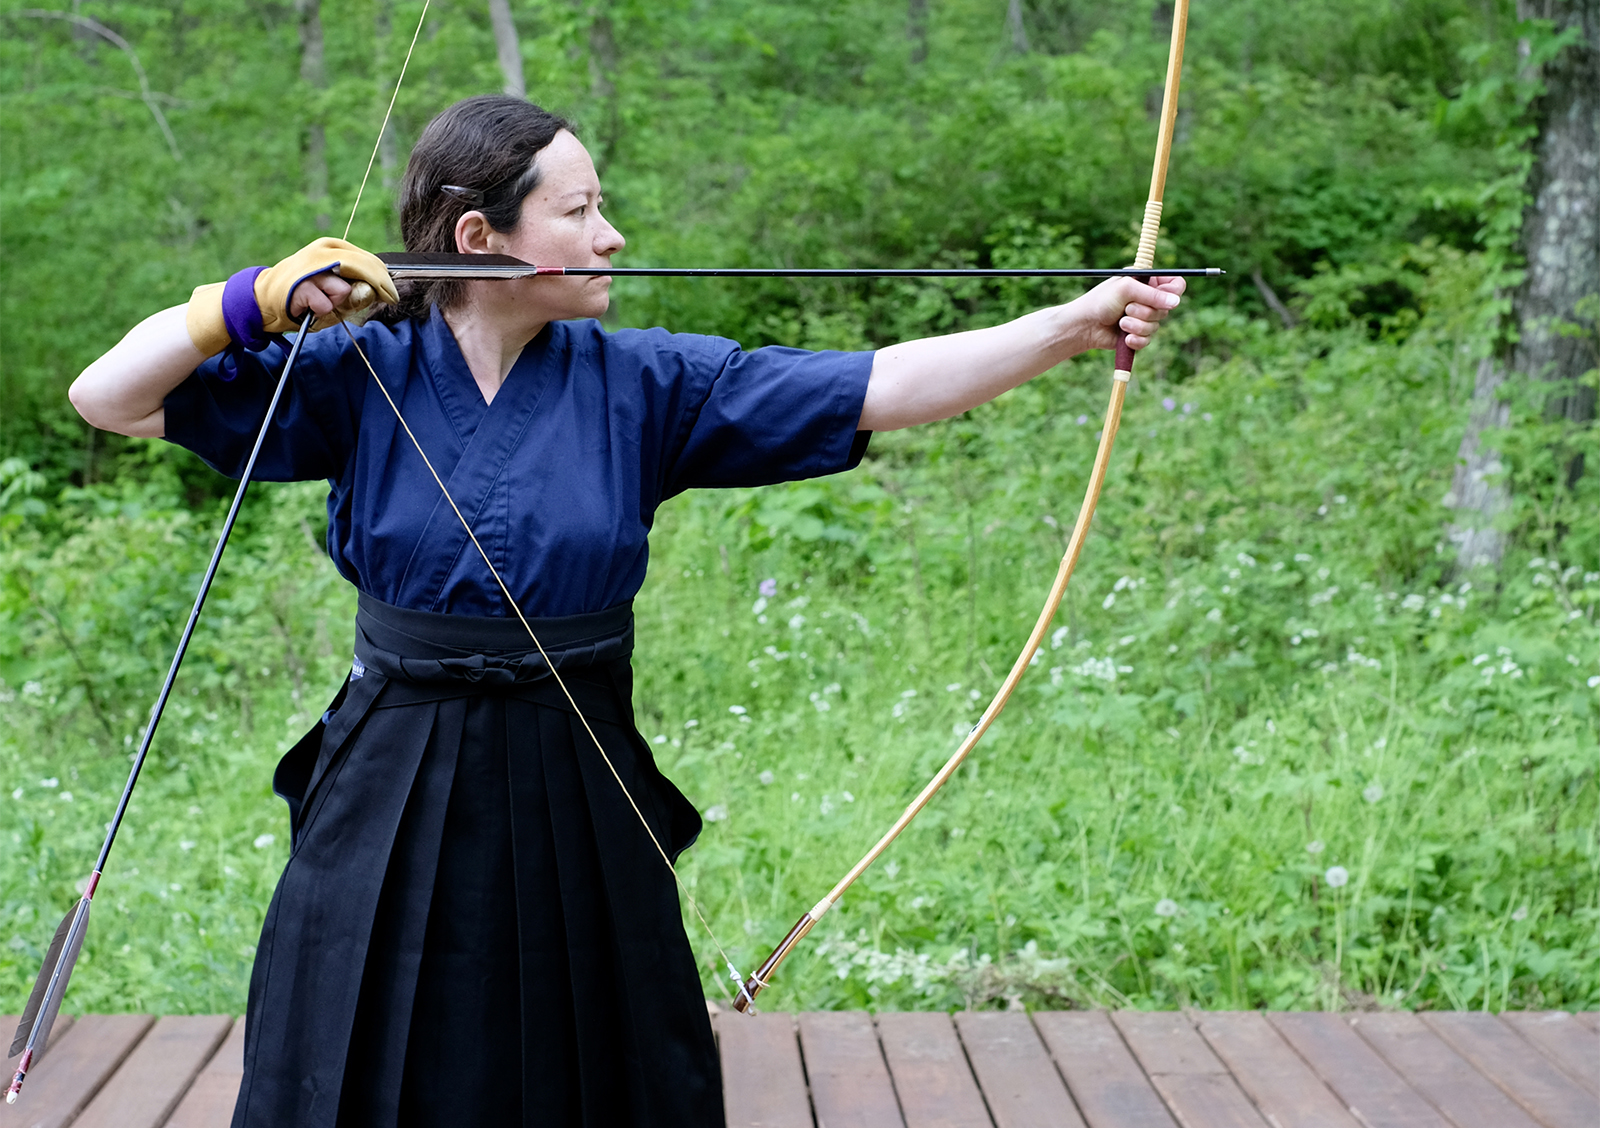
[231,595,721,1128]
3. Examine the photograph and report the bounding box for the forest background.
[0,0,1595,1018]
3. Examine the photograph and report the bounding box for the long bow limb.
[732,0,1191,1012]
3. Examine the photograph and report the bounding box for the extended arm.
[859,274,1185,432]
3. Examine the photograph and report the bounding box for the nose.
[595,214,625,258]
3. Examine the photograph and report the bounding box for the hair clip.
[440,184,485,206]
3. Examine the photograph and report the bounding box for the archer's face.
[476,129,625,322]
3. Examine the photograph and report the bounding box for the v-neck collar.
[420,309,555,450]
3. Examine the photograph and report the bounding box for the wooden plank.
[1112,1012,1228,1076]
[1149,1076,1272,1128]
[954,1012,1085,1128]
[798,1012,903,1128]
[715,1012,814,1128]
[876,1013,991,1128]
[1499,1012,1599,1099]
[163,1017,246,1128]
[1112,1012,1269,1128]
[1422,1012,1597,1128]
[1351,1012,1541,1128]
[1193,1011,1359,1128]
[1268,1012,1447,1128]
[1575,1013,1599,1034]
[0,1014,154,1128]
[1032,1011,1176,1128]
[70,1015,231,1128]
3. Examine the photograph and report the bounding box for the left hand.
[1074,275,1187,351]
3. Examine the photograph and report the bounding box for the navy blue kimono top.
[163,310,874,617]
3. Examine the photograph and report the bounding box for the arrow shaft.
[378,256,1222,281]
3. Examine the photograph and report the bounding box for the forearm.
[858,274,1184,432]
[860,304,1086,432]
[69,304,207,439]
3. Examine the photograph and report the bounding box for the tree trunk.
[908,0,928,64]
[375,0,400,198]
[1006,0,1030,54]
[1447,0,1598,570]
[488,0,526,98]
[587,3,620,170]
[296,0,329,230]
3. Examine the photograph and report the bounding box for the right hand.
[290,271,366,322]
[257,237,398,333]
[185,237,399,357]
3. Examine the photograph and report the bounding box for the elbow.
[67,372,113,432]
[67,374,96,426]
[68,370,159,438]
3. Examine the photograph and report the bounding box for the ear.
[454,211,498,255]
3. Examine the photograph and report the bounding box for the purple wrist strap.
[217,266,271,381]
[222,266,271,350]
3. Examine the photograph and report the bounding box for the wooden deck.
[3,1010,1595,1127]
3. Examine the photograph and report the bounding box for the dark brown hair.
[377,95,573,323]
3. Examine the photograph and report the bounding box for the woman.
[70,95,1183,1127]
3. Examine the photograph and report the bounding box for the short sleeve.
[662,342,874,494]
[162,325,376,482]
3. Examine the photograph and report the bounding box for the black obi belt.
[234,594,721,1128]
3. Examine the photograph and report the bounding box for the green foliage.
[2,0,1594,1017]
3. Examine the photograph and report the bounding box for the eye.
[571,204,587,218]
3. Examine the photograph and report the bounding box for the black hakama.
[233,595,719,1127]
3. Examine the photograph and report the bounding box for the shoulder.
[551,319,741,375]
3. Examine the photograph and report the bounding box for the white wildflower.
[1154,898,1180,918]
[704,805,729,823]
[1324,866,1349,888]
[1306,840,1325,854]
[253,833,276,849]
[1362,784,1383,803]
[1073,656,1118,682]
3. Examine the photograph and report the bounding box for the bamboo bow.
[732,0,1192,1012]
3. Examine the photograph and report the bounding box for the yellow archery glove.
[185,237,400,358]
